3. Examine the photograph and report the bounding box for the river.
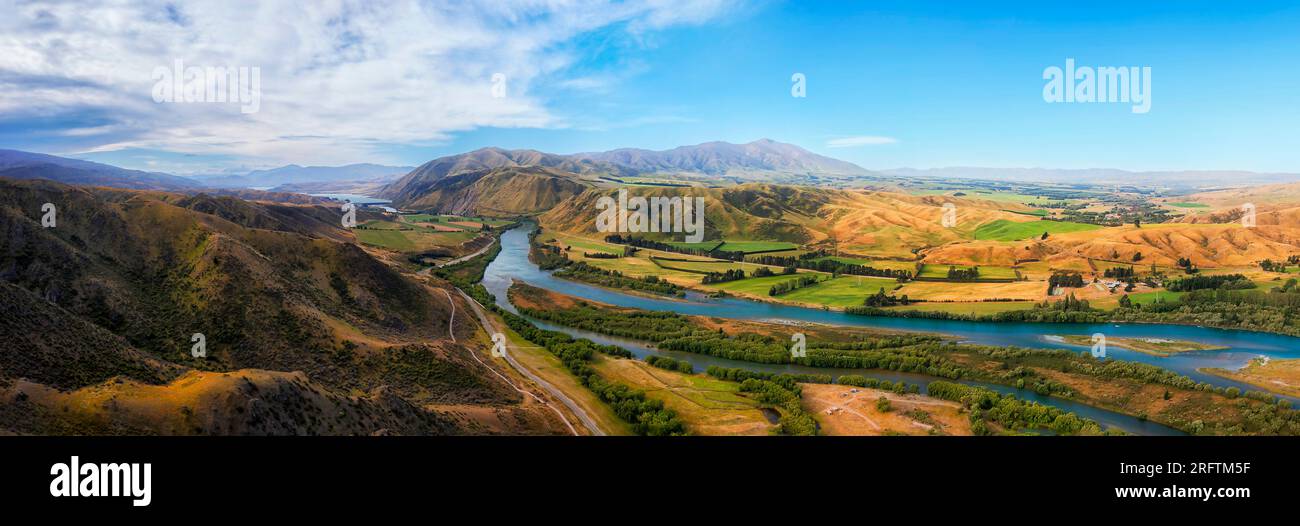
[481,225,1300,435]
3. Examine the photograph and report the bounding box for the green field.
[917,264,1018,280]
[814,256,917,272]
[651,258,768,274]
[775,276,901,307]
[1167,202,1210,209]
[702,274,901,307]
[666,241,724,252]
[356,220,478,252]
[400,214,514,229]
[973,219,1101,241]
[355,229,416,251]
[716,241,799,253]
[703,273,822,297]
[1091,289,1186,309]
[558,236,624,255]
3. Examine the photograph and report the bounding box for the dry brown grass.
[801,383,971,436]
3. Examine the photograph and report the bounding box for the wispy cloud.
[0,0,739,166]
[827,136,898,148]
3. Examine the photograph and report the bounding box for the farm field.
[553,234,624,255]
[917,264,1018,280]
[973,219,1101,241]
[894,280,1045,302]
[592,358,774,436]
[650,258,771,275]
[775,276,902,308]
[355,219,479,252]
[716,240,799,253]
[666,241,724,251]
[886,301,1037,315]
[702,273,825,297]
[814,256,918,272]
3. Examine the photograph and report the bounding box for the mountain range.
[882,167,1300,189]
[0,149,201,191]
[377,139,880,212]
[197,163,414,189]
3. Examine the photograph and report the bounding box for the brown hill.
[0,177,568,435]
[539,184,1036,258]
[386,166,595,216]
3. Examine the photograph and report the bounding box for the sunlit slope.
[389,166,594,216]
[539,184,1039,256]
[1171,182,1300,227]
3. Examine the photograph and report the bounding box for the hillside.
[537,182,1300,269]
[384,165,597,216]
[539,184,1040,258]
[0,178,568,435]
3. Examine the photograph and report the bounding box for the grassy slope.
[974,219,1101,241]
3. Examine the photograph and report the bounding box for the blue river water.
[481,225,1300,435]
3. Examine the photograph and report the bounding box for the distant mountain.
[881,167,1300,189]
[0,149,200,191]
[198,163,413,188]
[574,139,870,178]
[379,139,875,210]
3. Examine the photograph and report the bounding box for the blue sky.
[2,0,1298,174]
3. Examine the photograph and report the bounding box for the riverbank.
[506,281,1300,435]
[1202,358,1300,399]
[1054,334,1228,357]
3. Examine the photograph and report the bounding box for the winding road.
[444,289,605,436]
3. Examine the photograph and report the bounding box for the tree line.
[748,251,912,280]
[769,275,821,296]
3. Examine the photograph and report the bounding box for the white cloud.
[827,136,898,148]
[0,0,737,166]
